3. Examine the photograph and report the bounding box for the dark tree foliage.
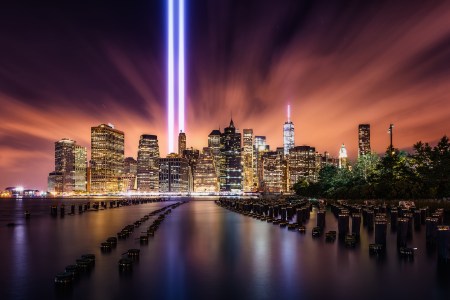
[294,135,450,200]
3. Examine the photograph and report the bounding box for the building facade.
[123,157,137,191]
[262,151,285,193]
[193,149,219,192]
[178,131,186,157]
[242,129,254,192]
[137,135,160,192]
[288,146,317,189]
[159,155,189,193]
[74,145,87,192]
[90,124,125,193]
[358,124,371,157]
[54,138,75,193]
[219,119,242,192]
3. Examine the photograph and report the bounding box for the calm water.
[1,198,449,300]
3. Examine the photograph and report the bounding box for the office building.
[262,151,285,193]
[193,149,219,192]
[123,157,137,191]
[137,135,160,192]
[288,146,317,189]
[219,119,242,192]
[178,131,186,157]
[358,124,371,157]
[90,124,125,193]
[159,154,189,193]
[242,129,254,192]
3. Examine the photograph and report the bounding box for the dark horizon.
[0,0,449,189]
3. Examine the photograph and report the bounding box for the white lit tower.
[339,143,348,169]
[283,105,295,156]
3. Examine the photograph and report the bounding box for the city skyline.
[1,0,449,189]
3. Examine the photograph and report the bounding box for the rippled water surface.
[1,198,449,300]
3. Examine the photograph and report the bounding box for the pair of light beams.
[167,0,185,153]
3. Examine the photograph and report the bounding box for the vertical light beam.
[168,0,175,153]
[178,0,185,133]
[287,104,291,122]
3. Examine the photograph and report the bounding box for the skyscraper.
[358,124,371,157]
[242,129,254,192]
[339,143,348,169]
[288,146,317,190]
[253,135,269,190]
[123,157,137,191]
[261,151,285,193]
[54,138,75,193]
[137,134,160,192]
[74,145,87,192]
[48,138,86,193]
[90,124,124,193]
[193,148,219,193]
[208,129,222,181]
[178,131,186,157]
[159,154,189,193]
[283,105,295,156]
[219,119,242,192]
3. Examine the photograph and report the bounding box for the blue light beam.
[178,0,185,133]
[168,0,175,153]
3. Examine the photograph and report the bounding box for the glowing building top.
[283,104,295,156]
[339,143,348,169]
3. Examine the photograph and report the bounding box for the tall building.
[159,154,189,193]
[339,143,348,169]
[90,124,125,193]
[242,129,254,192]
[123,157,137,191]
[288,146,317,190]
[137,135,160,192]
[48,172,63,193]
[253,136,269,190]
[183,148,200,192]
[358,124,371,157]
[48,138,86,193]
[261,151,285,193]
[283,105,295,156]
[219,119,242,192]
[208,129,221,178]
[74,145,87,192]
[193,148,219,193]
[178,131,186,157]
[54,138,75,193]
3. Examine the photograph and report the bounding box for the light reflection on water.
[0,198,449,299]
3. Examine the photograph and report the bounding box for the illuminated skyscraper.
[193,148,219,193]
[339,143,348,169]
[220,119,242,192]
[74,145,87,192]
[54,138,75,193]
[358,124,371,157]
[90,124,124,193]
[262,151,285,193]
[48,138,86,193]
[283,105,295,156]
[242,129,254,192]
[159,154,189,193]
[178,131,186,157]
[208,129,222,180]
[137,135,160,192]
[123,157,137,191]
[288,146,317,190]
[253,135,269,190]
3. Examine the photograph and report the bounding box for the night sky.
[0,0,449,189]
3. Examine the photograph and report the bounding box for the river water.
[0,198,449,299]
